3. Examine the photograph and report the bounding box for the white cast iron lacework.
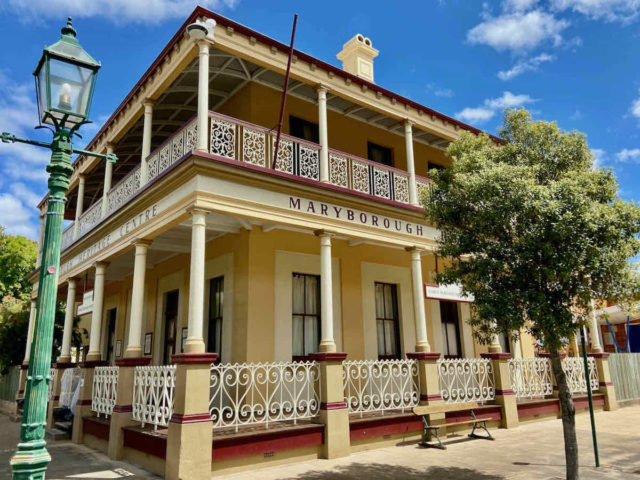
[273,138,293,174]
[438,358,495,403]
[508,357,553,399]
[210,116,236,159]
[77,201,102,237]
[372,166,391,200]
[47,368,56,402]
[242,127,267,167]
[59,367,82,408]
[416,178,429,202]
[61,225,74,250]
[132,365,176,430]
[562,357,599,394]
[343,359,420,416]
[209,361,320,431]
[351,160,370,194]
[92,366,119,417]
[329,153,349,188]
[107,167,140,215]
[393,173,410,204]
[299,144,320,180]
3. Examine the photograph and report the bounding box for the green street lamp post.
[4,18,115,479]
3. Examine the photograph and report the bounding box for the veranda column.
[109,241,152,459]
[408,247,430,352]
[165,209,215,480]
[139,100,154,186]
[73,174,86,239]
[17,299,37,405]
[404,120,419,206]
[36,214,45,268]
[488,321,502,353]
[316,230,336,352]
[481,351,519,428]
[588,301,603,353]
[196,40,209,152]
[101,143,115,216]
[318,85,329,183]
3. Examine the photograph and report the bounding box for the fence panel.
[91,366,119,417]
[609,353,640,401]
[132,365,176,430]
[438,358,495,403]
[0,366,20,402]
[562,357,599,395]
[508,358,553,400]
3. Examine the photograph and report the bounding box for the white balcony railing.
[132,365,176,430]
[508,357,553,400]
[59,367,82,409]
[438,358,495,404]
[209,361,320,431]
[343,359,420,416]
[91,366,119,417]
[562,357,599,395]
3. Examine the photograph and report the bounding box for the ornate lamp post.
[4,18,115,479]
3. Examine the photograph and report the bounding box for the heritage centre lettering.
[288,196,425,236]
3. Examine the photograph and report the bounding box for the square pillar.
[589,353,617,411]
[108,357,151,459]
[165,353,217,480]
[481,352,518,428]
[71,360,107,444]
[309,352,350,459]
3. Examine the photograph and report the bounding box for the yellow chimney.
[336,34,379,83]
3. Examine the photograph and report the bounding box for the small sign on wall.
[144,333,153,355]
[115,340,122,358]
[76,290,94,316]
[424,283,473,303]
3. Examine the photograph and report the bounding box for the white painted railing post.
[73,174,86,239]
[404,120,419,206]
[196,41,209,152]
[408,247,430,352]
[86,262,108,362]
[102,142,115,216]
[139,100,154,187]
[59,278,77,363]
[318,85,329,183]
[316,230,336,352]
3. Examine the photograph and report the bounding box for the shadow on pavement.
[281,463,506,480]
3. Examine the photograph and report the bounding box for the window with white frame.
[375,282,401,359]
[292,273,321,361]
[440,301,462,358]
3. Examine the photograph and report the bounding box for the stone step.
[45,428,70,441]
[55,420,73,433]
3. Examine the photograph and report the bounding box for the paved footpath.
[1,406,639,479]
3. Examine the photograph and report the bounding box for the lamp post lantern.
[5,18,115,480]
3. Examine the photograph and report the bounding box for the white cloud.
[591,148,606,167]
[551,0,640,23]
[498,53,555,80]
[5,0,238,24]
[11,183,43,208]
[505,0,540,12]
[631,92,640,120]
[467,10,569,52]
[427,83,454,98]
[569,109,583,120]
[456,91,536,124]
[616,148,640,162]
[0,193,38,239]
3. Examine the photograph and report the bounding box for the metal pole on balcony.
[272,14,298,170]
[581,325,600,467]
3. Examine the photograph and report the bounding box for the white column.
[36,214,45,268]
[511,334,522,358]
[404,120,419,206]
[101,143,115,216]
[87,262,108,361]
[185,210,208,353]
[489,321,503,353]
[318,85,329,183]
[196,41,209,152]
[316,231,336,352]
[59,278,77,362]
[126,240,151,357]
[73,174,86,239]
[408,248,430,352]
[23,299,37,364]
[589,300,603,353]
[573,330,580,356]
[139,100,154,186]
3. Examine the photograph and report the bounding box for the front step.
[55,420,73,433]
[45,427,71,441]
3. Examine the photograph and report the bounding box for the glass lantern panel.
[36,65,48,122]
[48,57,94,118]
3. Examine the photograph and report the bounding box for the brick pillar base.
[481,353,518,429]
[310,352,350,459]
[589,353,617,411]
[108,358,151,459]
[408,352,445,436]
[72,361,107,444]
[46,362,74,429]
[165,353,216,480]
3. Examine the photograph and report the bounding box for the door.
[105,308,117,364]
[207,276,224,362]
[375,282,401,360]
[162,290,179,365]
[440,301,462,359]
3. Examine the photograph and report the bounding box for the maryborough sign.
[288,196,433,238]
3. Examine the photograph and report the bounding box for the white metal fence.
[562,357,599,395]
[59,367,82,410]
[209,361,320,431]
[47,368,57,402]
[609,353,640,401]
[91,366,119,417]
[438,358,495,404]
[508,357,553,400]
[342,359,420,416]
[132,365,176,430]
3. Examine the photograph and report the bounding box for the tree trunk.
[550,349,579,480]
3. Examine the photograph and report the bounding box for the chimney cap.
[337,33,379,61]
[337,34,379,82]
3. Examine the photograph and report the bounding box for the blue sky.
[0,0,639,239]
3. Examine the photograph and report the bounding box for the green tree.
[425,109,640,480]
[0,227,37,300]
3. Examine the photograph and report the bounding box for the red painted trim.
[495,389,514,396]
[445,406,502,424]
[77,399,93,406]
[421,394,443,401]
[18,390,24,395]
[80,360,109,368]
[574,395,605,410]
[52,395,60,401]
[588,353,610,359]
[170,413,212,424]
[123,428,167,459]
[407,352,441,360]
[113,405,133,413]
[599,381,613,387]
[349,413,422,441]
[171,353,218,364]
[53,362,76,369]
[115,357,152,367]
[212,424,324,462]
[320,402,347,410]
[308,352,348,362]
[517,394,605,419]
[481,353,512,360]
[83,416,110,441]
[20,364,29,370]
[536,353,567,359]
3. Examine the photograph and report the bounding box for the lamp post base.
[10,443,51,480]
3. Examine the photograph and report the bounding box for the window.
[207,276,224,361]
[367,142,393,167]
[375,283,401,359]
[162,290,179,365]
[292,273,321,361]
[105,308,117,363]
[440,301,462,358]
[289,116,319,143]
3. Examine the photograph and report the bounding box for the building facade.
[19,7,616,479]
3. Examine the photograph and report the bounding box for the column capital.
[78,173,86,183]
[186,206,210,216]
[314,229,337,238]
[105,141,117,152]
[403,118,414,129]
[316,83,330,94]
[66,276,79,285]
[405,246,425,255]
[131,238,153,248]
[142,98,156,109]
[93,260,110,270]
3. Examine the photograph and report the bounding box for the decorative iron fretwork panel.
[351,160,371,194]
[210,117,236,159]
[299,145,320,180]
[508,358,553,399]
[562,357,599,394]
[132,365,176,430]
[329,153,349,188]
[242,127,266,167]
[393,173,410,204]
[91,366,119,417]
[438,358,495,403]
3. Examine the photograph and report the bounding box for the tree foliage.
[0,227,37,301]
[425,109,640,352]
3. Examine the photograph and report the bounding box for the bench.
[412,401,494,449]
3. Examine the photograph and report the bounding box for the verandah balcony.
[61,111,431,251]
